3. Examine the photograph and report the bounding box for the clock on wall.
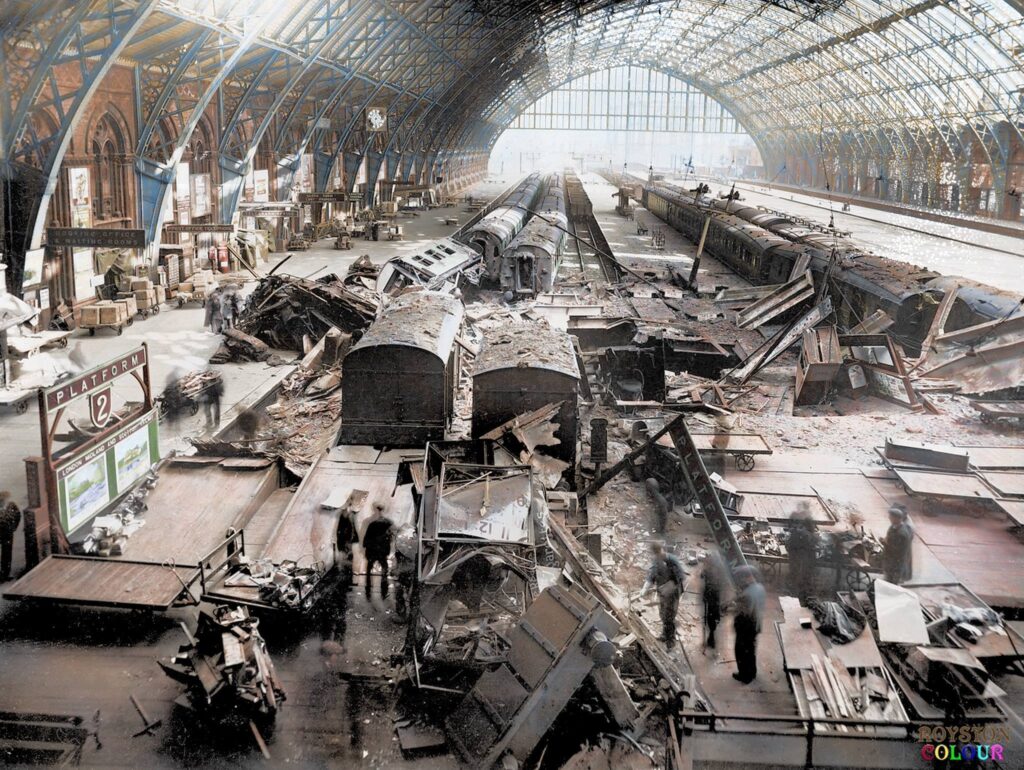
[366,107,387,132]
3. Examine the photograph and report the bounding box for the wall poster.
[68,167,92,229]
[191,173,211,217]
[253,169,270,202]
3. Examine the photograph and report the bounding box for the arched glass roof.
[4,0,1024,202]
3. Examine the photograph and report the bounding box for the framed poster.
[253,169,270,202]
[68,167,92,228]
[23,248,45,286]
[191,173,210,217]
[114,421,152,490]
[299,153,314,193]
[64,455,110,532]
[72,248,96,301]
[243,170,255,203]
[175,162,191,216]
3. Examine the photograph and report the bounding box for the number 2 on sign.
[89,388,113,428]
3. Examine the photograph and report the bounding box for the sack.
[814,601,864,644]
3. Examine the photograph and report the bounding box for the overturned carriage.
[340,291,465,446]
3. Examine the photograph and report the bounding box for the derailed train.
[642,183,1021,354]
[463,173,544,284]
[499,173,568,297]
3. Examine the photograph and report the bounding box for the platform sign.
[34,345,156,536]
[89,388,113,428]
[43,347,148,413]
[54,411,159,532]
[298,192,355,203]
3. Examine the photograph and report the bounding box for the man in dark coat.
[645,478,671,534]
[883,504,914,584]
[701,549,729,649]
[641,542,687,647]
[0,491,23,581]
[786,504,819,601]
[362,504,394,600]
[732,565,765,684]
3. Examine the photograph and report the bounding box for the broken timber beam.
[548,518,701,708]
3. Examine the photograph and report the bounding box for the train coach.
[643,184,948,350]
[471,322,580,470]
[462,173,543,284]
[340,291,465,447]
[499,173,568,297]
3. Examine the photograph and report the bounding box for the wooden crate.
[154,285,166,303]
[115,294,138,317]
[80,301,127,328]
[135,288,158,308]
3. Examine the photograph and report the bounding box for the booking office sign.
[37,344,158,533]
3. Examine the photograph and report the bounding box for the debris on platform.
[209,328,276,364]
[344,254,380,289]
[159,605,286,721]
[223,558,322,609]
[237,273,377,351]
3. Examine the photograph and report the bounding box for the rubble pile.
[79,475,156,556]
[209,328,279,365]
[159,605,286,720]
[343,254,380,288]
[237,273,377,351]
[223,559,324,610]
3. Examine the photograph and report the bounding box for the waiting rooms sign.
[55,411,159,532]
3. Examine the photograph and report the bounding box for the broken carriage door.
[667,419,747,572]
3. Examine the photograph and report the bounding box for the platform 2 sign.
[47,227,146,249]
[54,411,159,533]
[44,347,147,413]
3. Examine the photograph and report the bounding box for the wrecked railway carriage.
[340,291,465,446]
[471,324,581,471]
[643,184,1021,352]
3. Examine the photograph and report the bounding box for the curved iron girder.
[265,0,446,203]
[2,0,158,280]
[216,0,377,222]
[308,0,472,202]
[134,1,274,244]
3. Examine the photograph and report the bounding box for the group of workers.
[641,484,916,686]
[641,542,766,684]
[335,502,415,618]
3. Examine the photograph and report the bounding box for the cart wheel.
[178,298,185,308]
[190,401,200,416]
[735,454,755,472]
[127,317,134,326]
[59,337,69,348]
[117,326,124,336]
[846,569,870,591]
[89,328,96,336]
[153,305,161,314]
[16,399,29,415]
